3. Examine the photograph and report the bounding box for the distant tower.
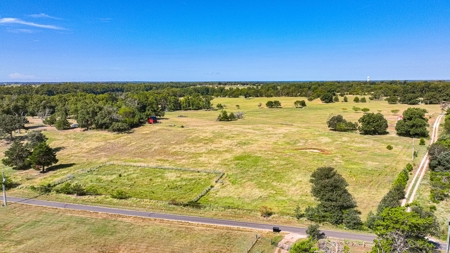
[367,76,370,82]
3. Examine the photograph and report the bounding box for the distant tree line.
[1,81,450,103]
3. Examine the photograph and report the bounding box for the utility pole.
[2,172,6,206]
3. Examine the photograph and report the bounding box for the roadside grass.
[0,204,274,253]
[0,96,442,221]
[57,164,217,202]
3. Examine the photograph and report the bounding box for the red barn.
[148,116,158,124]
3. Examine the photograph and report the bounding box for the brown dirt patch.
[295,148,331,154]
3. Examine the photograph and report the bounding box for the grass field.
[53,164,218,202]
[0,96,441,221]
[0,204,276,253]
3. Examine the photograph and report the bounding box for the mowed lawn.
[0,204,270,253]
[0,96,441,219]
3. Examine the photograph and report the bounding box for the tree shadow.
[53,147,65,153]
[46,163,76,172]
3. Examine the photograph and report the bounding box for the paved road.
[7,196,376,242]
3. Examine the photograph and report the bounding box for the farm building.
[147,116,158,124]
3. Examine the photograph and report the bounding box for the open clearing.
[55,164,218,202]
[0,204,276,253]
[1,96,441,220]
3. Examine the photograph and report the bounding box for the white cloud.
[29,13,62,20]
[7,28,34,33]
[8,73,36,80]
[0,18,64,30]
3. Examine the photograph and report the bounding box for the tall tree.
[0,114,24,140]
[2,139,31,170]
[395,108,429,137]
[309,167,359,225]
[28,142,58,172]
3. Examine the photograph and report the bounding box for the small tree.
[306,224,321,240]
[353,97,360,103]
[333,96,339,102]
[352,106,361,113]
[55,116,70,130]
[391,109,400,115]
[216,103,224,110]
[343,96,348,102]
[360,97,367,103]
[266,101,274,108]
[395,108,429,137]
[28,142,58,172]
[235,105,240,109]
[273,100,281,108]
[2,139,31,170]
[320,93,334,103]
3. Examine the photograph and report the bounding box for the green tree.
[2,139,31,170]
[266,101,274,108]
[395,108,429,137]
[26,131,48,149]
[94,106,121,130]
[320,93,334,103]
[387,96,398,104]
[309,167,359,225]
[353,97,360,103]
[77,101,101,130]
[360,97,367,103]
[358,113,388,135]
[371,206,437,253]
[391,109,399,115]
[0,114,24,140]
[28,142,58,172]
[273,100,281,108]
[343,96,348,102]
[333,95,339,102]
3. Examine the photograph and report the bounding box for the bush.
[406,163,414,172]
[306,224,321,240]
[353,97,360,103]
[294,205,304,220]
[109,122,131,133]
[419,138,425,145]
[111,189,130,199]
[387,145,393,150]
[320,93,334,103]
[343,96,348,102]
[260,206,273,217]
[360,97,367,103]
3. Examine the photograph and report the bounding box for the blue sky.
[1,1,449,82]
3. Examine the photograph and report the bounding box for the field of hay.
[0,204,275,253]
[0,96,441,220]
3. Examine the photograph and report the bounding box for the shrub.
[360,97,367,103]
[406,163,414,172]
[109,122,130,133]
[419,138,425,145]
[260,206,273,217]
[306,224,321,240]
[294,205,304,220]
[353,97,360,103]
[387,145,393,150]
[111,189,130,199]
[343,96,348,102]
[72,183,87,196]
[343,209,363,229]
